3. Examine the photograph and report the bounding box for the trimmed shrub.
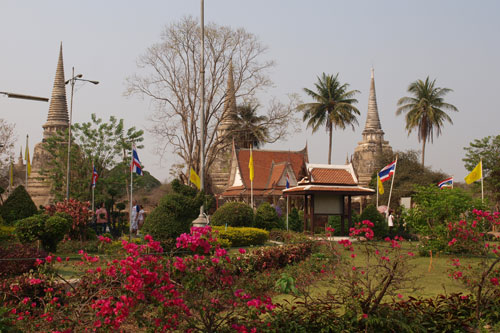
[212,226,268,247]
[16,215,46,244]
[0,225,15,243]
[360,204,387,238]
[287,207,303,232]
[143,189,203,240]
[211,202,254,227]
[268,229,309,244]
[0,185,37,225]
[249,242,314,272]
[16,214,71,252]
[42,216,71,252]
[0,244,47,277]
[254,202,284,230]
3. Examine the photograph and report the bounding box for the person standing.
[137,205,145,230]
[130,200,140,236]
[96,202,108,235]
[387,209,395,236]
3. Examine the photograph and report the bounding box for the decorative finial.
[371,67,374,79]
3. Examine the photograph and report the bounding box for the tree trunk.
[421,139,426,168]
[328,124,333,164]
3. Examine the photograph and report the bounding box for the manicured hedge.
[249,241,314,272]
[212,226,268,247]
[211,202,254,227]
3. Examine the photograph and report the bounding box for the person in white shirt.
[130,200,140,236]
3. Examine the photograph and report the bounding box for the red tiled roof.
[283,185,375,196]
[310,168,356,185]
[238,148,307,189]
[267,163,286,188]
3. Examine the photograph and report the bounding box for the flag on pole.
[9,162,13,187]
[286,172,290,189]
[438,177,453,189]
[190,167,201,189]
[249,149,254,182]
[464,161,482,184]
[25,139,31,176]
[91,164,98,187]
[378,160,397,182]
[377,175,384,194]
[130,144,143,176]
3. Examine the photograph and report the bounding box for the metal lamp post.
[192,0,208,227]
[0,91,48,102]
[65,67,99,200]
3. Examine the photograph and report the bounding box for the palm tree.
[228,104,269,149]
[298,73,360,164]
[396,77,458,167]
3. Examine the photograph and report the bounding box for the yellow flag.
[464,160,482,184]
[190,167,201,190]
[25,139,31,176]
[377,175,384,195]
[9,162,13,187]
[249,149,254,182]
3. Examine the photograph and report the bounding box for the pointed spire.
[364,68,382,131]
[218,60,237,135]
[43,42,69,139]
[18,146,23,165]
[345,153,349,165]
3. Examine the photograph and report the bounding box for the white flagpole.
[250,146,254,209]
[129,144,134,240]
[286,195,289,231]
[376,175,379,208]
[25,135,28,189]
[480,158,484,203]
[92,185,95,216]
[387,155,398,212]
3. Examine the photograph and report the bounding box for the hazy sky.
[1,1,499,183]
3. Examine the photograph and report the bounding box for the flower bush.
[2,227,277,332]
[44,199,91,241]
[447,209,500,320]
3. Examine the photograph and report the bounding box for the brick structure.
[352,68,392,187]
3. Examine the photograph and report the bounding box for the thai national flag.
[91,165,98,187]
[378,160,397,183]
[286,172,290,189]
[130,145,143,176]
[438,177,453,189]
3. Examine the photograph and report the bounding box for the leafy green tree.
[298,73,360,164]
[43,114,145,201]
[396,77,458,167]
[228,104,269,148]
[371,150,448,209]
[463,135,500,207]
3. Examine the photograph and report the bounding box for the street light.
[193,0,208,227]
[65,67,99,200]
[0,91,49,102]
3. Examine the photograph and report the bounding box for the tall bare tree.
[126,16,297,182]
